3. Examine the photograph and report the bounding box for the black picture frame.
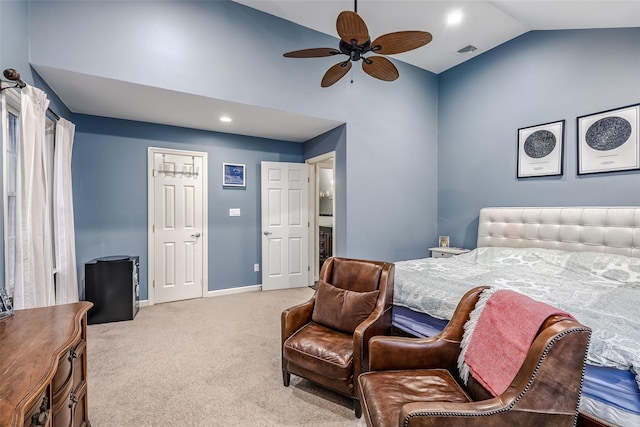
[577,103,640,175]
[517,120,565,178]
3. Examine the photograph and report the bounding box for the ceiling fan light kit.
[283,1,432,88]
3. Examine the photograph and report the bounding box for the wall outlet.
[254,263,260,272]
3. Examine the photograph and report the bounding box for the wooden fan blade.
[362,56,398,82]
[321,61,352,88]
[371,31,433,55]
[283,48,341,58]
[336,11,369,46]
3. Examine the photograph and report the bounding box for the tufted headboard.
[477,207,640,258]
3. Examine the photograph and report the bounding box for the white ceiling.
[34,1,640,143]
[33,65,344,143]
[235,0,640,74]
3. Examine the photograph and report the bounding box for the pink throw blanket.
[463,289,573,396]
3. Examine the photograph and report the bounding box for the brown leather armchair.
[281,257,395,418]
[357,286,592,427]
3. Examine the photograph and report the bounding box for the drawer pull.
[30,397,49,427]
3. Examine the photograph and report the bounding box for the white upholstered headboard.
[477,207,640,258]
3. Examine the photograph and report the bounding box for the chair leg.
[283,371,290,387]
[354,399,362,418]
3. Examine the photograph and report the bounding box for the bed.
[391,207,640,427]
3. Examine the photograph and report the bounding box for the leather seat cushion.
[283,322,353,380]
[359,369,472,427]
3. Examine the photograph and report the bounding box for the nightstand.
[429,247,471,258]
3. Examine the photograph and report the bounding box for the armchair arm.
[354,305,392,374]
[281,298,315,343]
[368,335,461,372]
[368,286,488,373]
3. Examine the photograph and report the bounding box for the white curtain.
[14,85,55,309]
[54,118,79,304]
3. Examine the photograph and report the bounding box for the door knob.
[191,232,201,238]
[263,231,272,236]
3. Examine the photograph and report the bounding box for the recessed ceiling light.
[446,9,463,26]
[220,116,232,123]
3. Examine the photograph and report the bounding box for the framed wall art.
[517,120,564,178]
[223,163,246,187]
[577,103,640,175]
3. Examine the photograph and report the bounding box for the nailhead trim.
[402,327,591,427]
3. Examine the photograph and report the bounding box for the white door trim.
[147,147,208,306]
[305,152,336,284]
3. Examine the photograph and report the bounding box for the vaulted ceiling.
[34,1,640,142]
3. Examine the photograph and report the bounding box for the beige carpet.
[87,287,367,426]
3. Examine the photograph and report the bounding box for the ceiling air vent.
[457,45,478,55]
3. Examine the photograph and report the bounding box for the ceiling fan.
[283,0,432,88]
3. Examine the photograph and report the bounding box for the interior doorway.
[147,147,208,306]
[306,152,336,284]
[260,161,309,291]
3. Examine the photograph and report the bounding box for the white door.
[261,161,309,291]
[150,149,207,304]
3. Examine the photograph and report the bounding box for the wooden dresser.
[0,301,92,427]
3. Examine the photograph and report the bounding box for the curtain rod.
[1,68,62,121]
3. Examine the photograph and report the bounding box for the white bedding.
[394,246,640,389]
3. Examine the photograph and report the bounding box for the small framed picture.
[0,288,14,320]
[223,163,246,187]
[517,120,564,178]
[577,103,640,175]
[439,236,450,248]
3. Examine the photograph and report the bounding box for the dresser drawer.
[71,340,87,387]
[23,389,50,427]
[72,381,89,427]
[52,348,73,398]
[52,373,74,427]
[431,250,454,258]
[429,247,470,258]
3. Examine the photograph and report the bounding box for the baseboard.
[138,285,262,307]
[206,284,262,298]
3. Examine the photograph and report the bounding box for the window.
[2,89,20,299]
[1,89,56,301]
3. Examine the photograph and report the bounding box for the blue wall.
[438,28,640,249]
[72,114,302,300]
[28,0,440,266]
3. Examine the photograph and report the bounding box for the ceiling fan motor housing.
[339,39,372,61]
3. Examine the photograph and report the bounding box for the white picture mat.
[223,163,246,187]
[517,121,563,177]
[578,105,639,174]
